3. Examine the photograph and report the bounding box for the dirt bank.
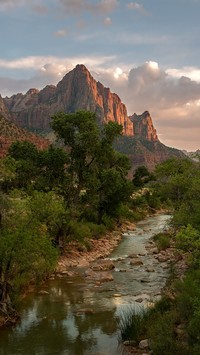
[56,220,137,273]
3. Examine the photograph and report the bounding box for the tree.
[132,166,152,188]
[154,157,200,229]
[51,111,132,223]
[51,111,100,206]
[8,141,40,189]
[0,193,58,310]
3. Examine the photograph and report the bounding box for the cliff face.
[0,95,11,121]
[4,64,134,136]
[130,111,158,141]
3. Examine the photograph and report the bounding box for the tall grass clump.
[118,305,148,343]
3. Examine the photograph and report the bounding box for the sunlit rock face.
[2,65,184,169]
[3,64,134,135]
[130,111,158,141]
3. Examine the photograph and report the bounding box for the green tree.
[8,141,40,189]
[132,166,152,188]
[0,194,58,311]
[51,111,132,223]
[51,111,100,206]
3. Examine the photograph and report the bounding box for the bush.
[147,311,181,355]
[68,220,91,242]
[86,222,106,238]
[102,214,115,230]
[154,232,171,250]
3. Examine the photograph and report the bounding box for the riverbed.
[0,214,171,355]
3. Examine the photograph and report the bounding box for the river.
[0,214,171,355]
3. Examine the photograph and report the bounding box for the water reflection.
[0,214,170,355]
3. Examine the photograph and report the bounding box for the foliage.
[0,195,58,306]
[118,306,147,343]
[51,111,132,224]
[132,166,153,188]
[154,232,171,251]
[176,225,200,267]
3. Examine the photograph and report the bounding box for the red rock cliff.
[130,111,158,141]
[4,64,134,135]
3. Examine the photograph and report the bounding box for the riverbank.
[56,209,170,274]
[56,219,137,273]
[0,213,177,354]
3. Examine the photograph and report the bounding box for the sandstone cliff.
[130,111,158,141]
[4,65,134,136]
[2,64,185,169]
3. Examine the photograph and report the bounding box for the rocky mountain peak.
[26,88,40,95]
[130,111,158,141]
[2,66,159,142]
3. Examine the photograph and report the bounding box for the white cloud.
[167,66,200,82]
[114,33,169,45]
[126,2,149,15]
[54,29,67,37]
[104,17,112,26]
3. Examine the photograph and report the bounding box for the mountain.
[4,65,133,135]
[183,149,200,162]
[2,64,184,170]
[0,97,49,158]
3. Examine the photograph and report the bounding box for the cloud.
[167,66,200,82]
[32,4,49,15]
[0,55,116,96]
[0,0,43,10]
[54,29,68,37]
[104,17,112,26]
[0,0,26,9]
[58,0,119,16]
[126,2,149,15]
[92,61,200,150]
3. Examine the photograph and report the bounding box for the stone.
[85,269,114,283]
[38,290,49,295]
[91,259,115,271]
[128,253,139,258]
[139,339,149,349]
[135,298,143,303]
[130,258,143,266]
[146,267,155,272]
[123,340,137,346]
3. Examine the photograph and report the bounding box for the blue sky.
[1,0,200,151]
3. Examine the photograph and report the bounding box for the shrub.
[147,311,181,355]
[154,232,171,250]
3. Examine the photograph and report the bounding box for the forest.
[1,110,200,354]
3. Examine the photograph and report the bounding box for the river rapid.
[0,214,171,355]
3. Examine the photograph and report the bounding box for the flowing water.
[0,214,171,355]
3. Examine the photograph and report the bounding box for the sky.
[1,0,200,151]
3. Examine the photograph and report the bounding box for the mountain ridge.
[1,64,184,170]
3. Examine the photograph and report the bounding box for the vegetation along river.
[0,214,171,355]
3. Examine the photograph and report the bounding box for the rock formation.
[4,64,133,135]
[1,64,185,169]
[130,111,158,141]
